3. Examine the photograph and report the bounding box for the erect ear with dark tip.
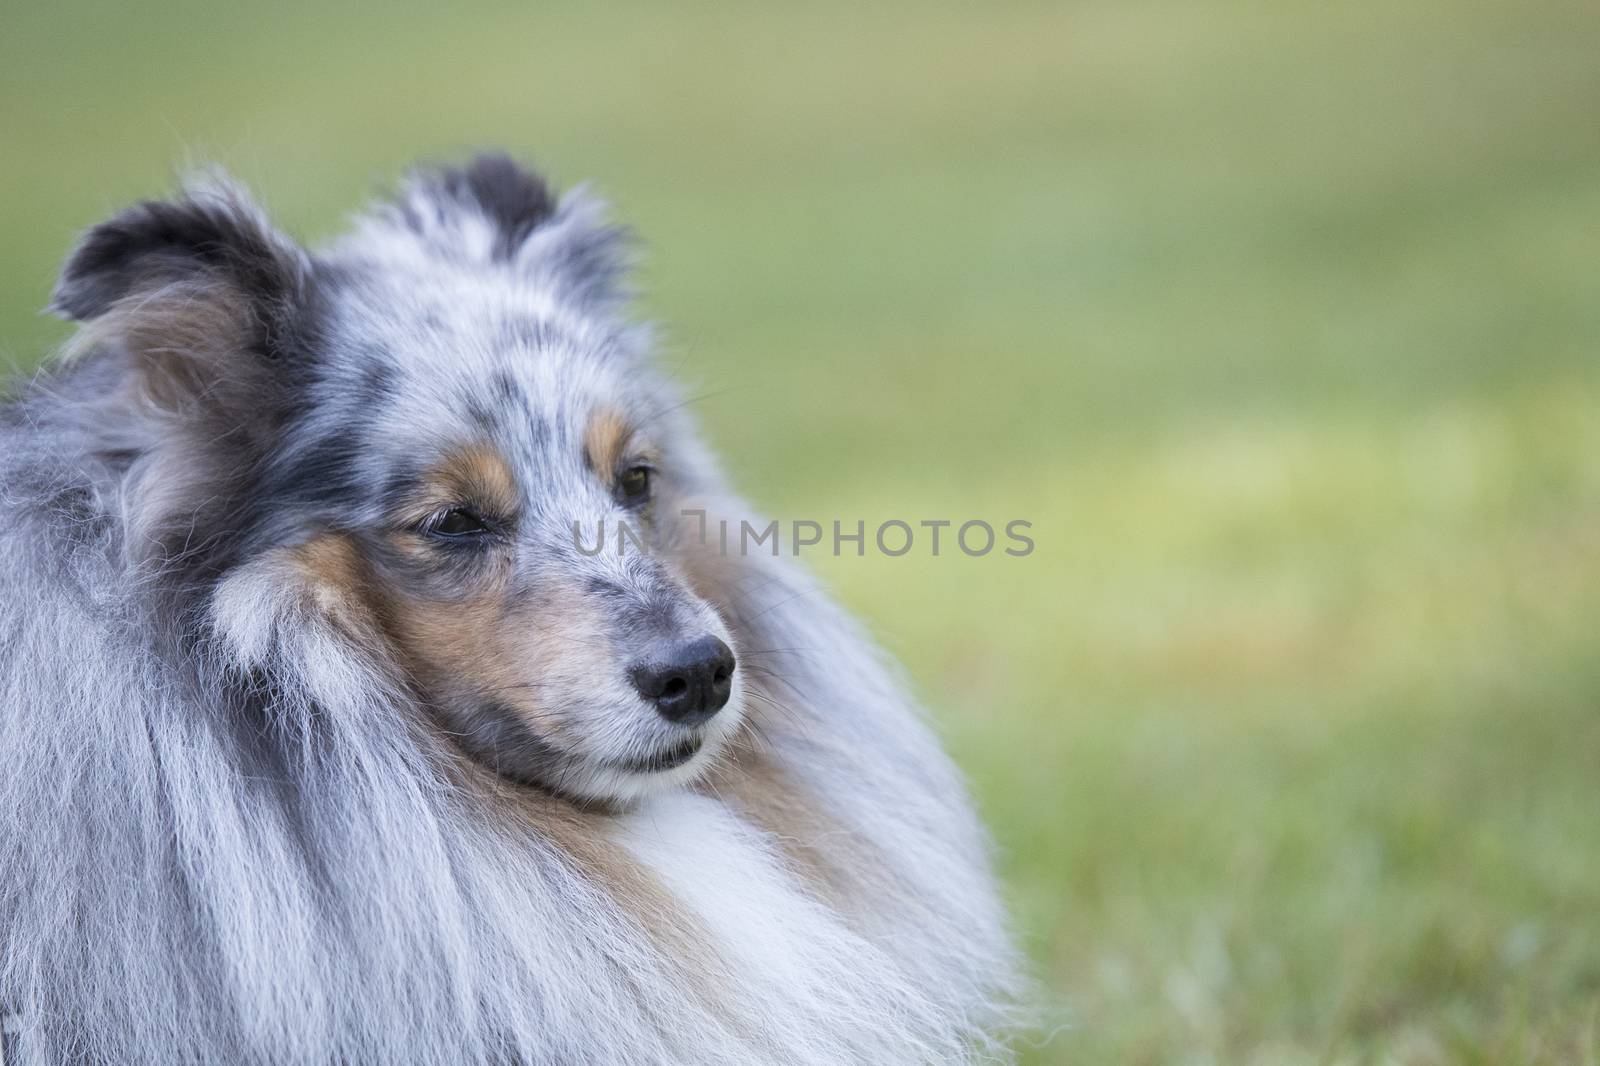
[403,152,557,262]
[435,153,556,260]
[51,174,310,358]
[380,152,632,312]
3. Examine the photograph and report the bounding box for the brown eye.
[429,508,491,538]
[617,465,652,505]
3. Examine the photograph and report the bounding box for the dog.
[0,154,1019,1064]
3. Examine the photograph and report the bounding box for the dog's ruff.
[0,155,1019,1064]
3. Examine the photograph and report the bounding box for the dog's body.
[0,156,1017,1064]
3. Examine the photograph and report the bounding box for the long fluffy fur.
[0,155,1019,1064]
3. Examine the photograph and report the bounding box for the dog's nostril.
[629,635,737,728]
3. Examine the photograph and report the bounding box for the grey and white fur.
[0,154,1020,1064]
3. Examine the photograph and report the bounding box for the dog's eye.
[617,465,653,505]
[429,508,491,538]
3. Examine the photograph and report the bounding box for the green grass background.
[3,1,1599,1061]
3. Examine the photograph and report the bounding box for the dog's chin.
[448,693,743,808]
[555,689,745,807]
[554,730,731,807]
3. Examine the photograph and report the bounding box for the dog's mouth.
[611,735,704,774]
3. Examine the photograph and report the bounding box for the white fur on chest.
[610,791,937,1059]
[613,792,853,983]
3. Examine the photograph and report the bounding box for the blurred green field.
[4,1,1599,1061]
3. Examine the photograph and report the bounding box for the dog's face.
[297,298,744,803]
[51,156,743,804]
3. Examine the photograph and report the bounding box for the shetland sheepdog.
[0,154,1019,1064]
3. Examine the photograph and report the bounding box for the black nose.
[629,635,736,727]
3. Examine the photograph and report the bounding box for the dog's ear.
[389,152,632,312]
[51,171,310,361]
[409,153,557,262]
[50,172,313,422]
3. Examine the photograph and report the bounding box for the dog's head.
[51,155,742,804]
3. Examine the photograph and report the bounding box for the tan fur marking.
[385,578,538,710]
[447,445,520,513]
[584,406,633,485]
[375,567,612,754]
[391,444,520,529]
[293,534,364,602]
[285,532,385,646]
